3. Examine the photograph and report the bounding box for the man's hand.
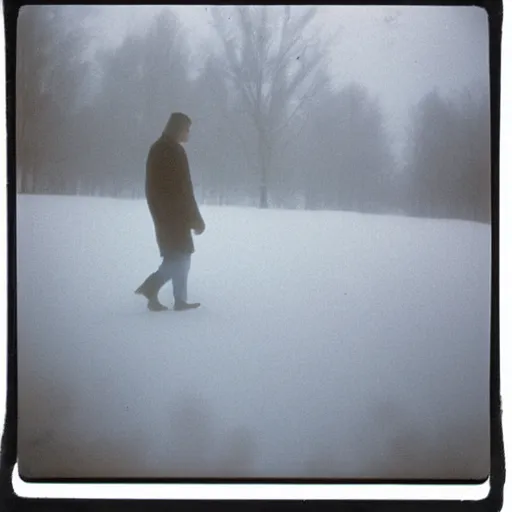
[192,217,206,235]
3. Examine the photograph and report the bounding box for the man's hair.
[163,112,192,139]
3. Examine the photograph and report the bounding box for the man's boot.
[135,274,158,299]
[148,297,169,312]
[174,299,201,311]
[135,274,168,312]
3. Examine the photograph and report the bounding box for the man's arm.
[147,145,175,224]
[176,147,205,233]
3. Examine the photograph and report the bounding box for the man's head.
[163,112,191,144]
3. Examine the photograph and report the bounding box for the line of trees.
[401,88,491,222]
[16,6,491,223]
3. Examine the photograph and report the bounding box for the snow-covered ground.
[17,194,491,480]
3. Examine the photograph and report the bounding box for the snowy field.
[17,194,491,480]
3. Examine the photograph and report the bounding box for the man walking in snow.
[135,112,205,312]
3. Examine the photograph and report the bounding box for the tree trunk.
[259,183,268,209]
[258,130,270,209]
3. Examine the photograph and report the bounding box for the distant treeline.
[16,6,491,223]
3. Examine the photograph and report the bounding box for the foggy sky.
[75,5,489,159]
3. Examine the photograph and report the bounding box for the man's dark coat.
[145,135,203,256]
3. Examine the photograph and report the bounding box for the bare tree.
[288,80,395,213]
[404,86,491,223]
[210,6,339,208]
[16,6,94,195]
[16,6,56,193]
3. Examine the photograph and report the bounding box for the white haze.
[76,4,489,161]
[17,195,490,480]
